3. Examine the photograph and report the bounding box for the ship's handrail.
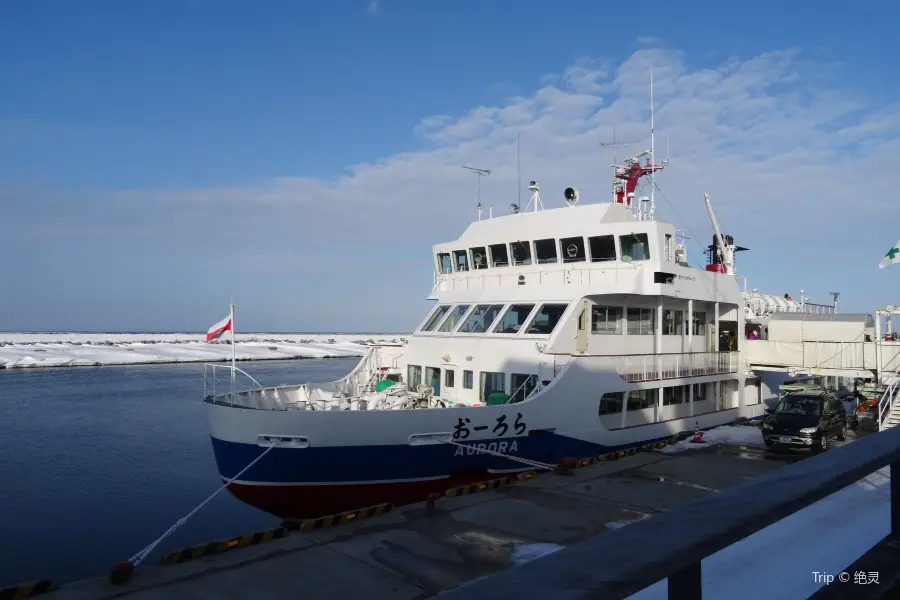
[203,363,264,403]
[433,261,642,292]
[436,424,900,600]
[535,351,740,383]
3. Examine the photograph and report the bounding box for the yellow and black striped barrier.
[444,476,512,497]
[161,526,289,565]
[285,503,393,533]
[0,580,58,600]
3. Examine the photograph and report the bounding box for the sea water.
[0,358,355,588]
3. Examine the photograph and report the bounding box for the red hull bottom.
[226,472,512,520]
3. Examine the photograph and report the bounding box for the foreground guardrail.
[436,425,900,600]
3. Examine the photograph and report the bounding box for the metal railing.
[202,363,264,404]
[878,377,900,431]
[436,424,900,600]
[614,352,739,383]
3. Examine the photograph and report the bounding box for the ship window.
[626,307,655,335]
[663,385,686,406]
[445,369,455,388]
[588,235,617,262]
[592,305,623,334]
[627,389,656,411]
[493,303,536,334]
[620,233,650,262]
[437,253,453,273]
[489,244,509,267]
[663,310,684,335]
[510,374,538,403]
[664,234,673,261]
[510,241,532,266]
[463,370,474,389]
[459,304,504,333]
[470,247,488,270]
[480,372,506,403]
[525,303,569,335]
[407,365,422,389]
[534,238,558,264]
[452,250,469,272]
[599,392,624,415]
[437,304,470,332]
[420,305,451,332]
[692,312,707,335]
[693,383,707,401]
[560,237,586,263]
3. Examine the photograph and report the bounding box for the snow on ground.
[0,332,406,369]
[626,467,890,599]
[660,424,765,454]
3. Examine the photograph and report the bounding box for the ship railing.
[436,422,900,600]
[878,376,900,431]
[432,262,640,293]
[604,352,739,383]
[203,363,265,404]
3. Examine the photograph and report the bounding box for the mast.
[650,65,656,221]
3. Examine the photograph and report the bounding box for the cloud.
[367,0,380,15]
[3,43,899,330]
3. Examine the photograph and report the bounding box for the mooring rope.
[127,444,276,567]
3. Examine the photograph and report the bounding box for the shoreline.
[0,354,360,371]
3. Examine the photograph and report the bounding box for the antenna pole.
[517,132,522,208]
[461,164,492,208]
[650,64,656,221]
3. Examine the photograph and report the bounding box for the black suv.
[762,388,847,452]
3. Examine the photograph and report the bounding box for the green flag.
[880,240,900,269]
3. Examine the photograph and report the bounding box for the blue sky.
[1,0,899,332]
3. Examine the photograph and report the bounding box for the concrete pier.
[51,435,807,600]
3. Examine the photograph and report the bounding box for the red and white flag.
[206,314,233,342]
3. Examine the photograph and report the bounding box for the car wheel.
[818,434,828,452]
[837,424,847,441]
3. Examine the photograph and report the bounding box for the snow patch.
[660,425,764,454]
[509,543,565,566]
[0,333,406,369]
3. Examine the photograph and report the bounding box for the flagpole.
[230,302,236,398]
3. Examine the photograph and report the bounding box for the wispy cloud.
[3,43,899,329]
[367,0,380,15]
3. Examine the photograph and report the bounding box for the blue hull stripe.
[212,432,672,484]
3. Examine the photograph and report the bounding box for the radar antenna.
[461,165,491,207]
[524,180,544,212]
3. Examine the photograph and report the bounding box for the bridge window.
[599,392,624,415]
[463,370,474,389]
[407,365,422,389]
[627,389,656,411]
[663,310,684,335]
[452,250,469,272]
[445,370,455,388]
[560,237,586,263]
[493,303,536,334]
[620,233,650,262]
[470,247,488,270]
[436,304,470,332]
[480,372,506,403]
[489,244,509,267]
[510,374,538,403]
[459,304,504,333]
[592,305,623,334]
[692,312,707,335]
[663,385,686,406]
[664,234,674,261]
[626,308,655,335]
[534,238,558,264]
[510,241,532,266]
[419,305,451,332]
[437,252,453,273]
[525,303,569,334]
[588,235,617,262]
